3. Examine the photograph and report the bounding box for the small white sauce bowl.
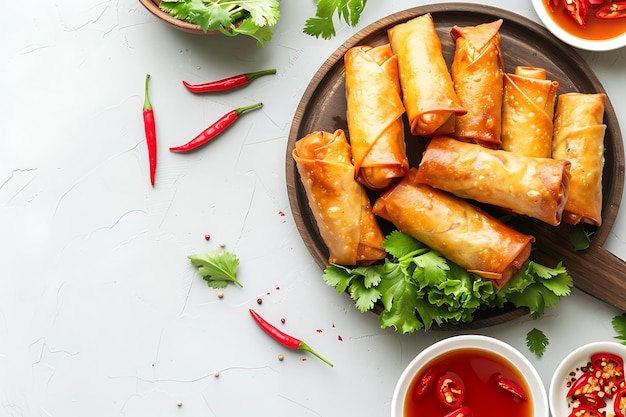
[531,0,626,51]
[391,334,548,417]
[549,341,626,417]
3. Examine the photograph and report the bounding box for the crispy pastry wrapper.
[501,66,559,158]
[414,136,571,226]
[293,130,387,265]
[450,19,504,149]
[552,93,606,226]
[373,169,534,287]
[388,13,466,137]
[345,44,409,191]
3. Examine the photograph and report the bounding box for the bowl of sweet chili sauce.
[532,0,626,51]
[391,335,548,417]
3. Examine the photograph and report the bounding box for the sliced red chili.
[562,0,590,28]
[413,367,438,399]
[494,374,528,400]
[568,404,605,417]
[182,68,276,93]
[567,371,602,399]
[444,405,473,417]
[169,102,263,152]
[576,391,607,409]
[595,2,626,19]
[615,386,626,417]
[591,352,625,395]
[437,373,465,409]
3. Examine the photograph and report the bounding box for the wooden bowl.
[138,0,219,35]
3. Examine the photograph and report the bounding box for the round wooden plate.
[286,3,625,329]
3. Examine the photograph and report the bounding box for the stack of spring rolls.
[292,13,606,289]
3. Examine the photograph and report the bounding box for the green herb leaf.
[321,231,573,334]
[612,313,626,344]
[304,0,368,39]
[188,251,242,288]
[526,328,549,358]
[570,223,596,251]
[159,0,280,46]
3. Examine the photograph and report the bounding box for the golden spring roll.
[501,66,559,158]
[413,136,571,226]
[450,19,504,149]
[552,93,606,226]
[373,169,534,287]
[388,13,466,137]
[345,44,409,191]
[293,130,387,265]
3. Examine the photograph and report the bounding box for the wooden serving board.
[286,3,626,328]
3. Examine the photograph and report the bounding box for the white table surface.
[2,1,625,416]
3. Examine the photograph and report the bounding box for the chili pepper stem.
[246,68,276,82]
[144,74,152,111]
[298,341,334,367]
[235,102,263,116]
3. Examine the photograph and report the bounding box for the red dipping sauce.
[542,0,626,40]
[405,348,533,417]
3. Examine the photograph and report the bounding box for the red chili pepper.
[143,74,157,186]
[413,367,438,399]
[437,373,465,409]
[494,374,528,400]
[591,352,625,394]
[182,68,276,93]
[444,406,473,417]
[248,309,333,367]
[615,386,626,417]
[577,391,607,409]
[169,103,263,153]
[596,2,626,19]
[568,404,605,417]
[567,371,602,398]
[562,0,590,27]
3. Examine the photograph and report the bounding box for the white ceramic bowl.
[391,334,548,417]
[531,0,626,51]
[549,341,626,417]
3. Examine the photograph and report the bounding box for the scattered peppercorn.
[219,241,226,248]
[278,354,284,361]
[176,400,183,407]
[214,371,220,378]
[204,234,211,241]
[217,291,224,299]
[257,298,263,304]
[280,318,286,324]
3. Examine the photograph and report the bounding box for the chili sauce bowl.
[391,335,548,417]
[531,0,626,51]
[549,341,626,417]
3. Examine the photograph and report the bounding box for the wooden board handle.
[567,247,626,312]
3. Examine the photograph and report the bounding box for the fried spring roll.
[414,136,571,226]
[345,44,409,190]
[373,169,534,287]
[501,66,559,158]
[293,130,387,265]
[388,13,466,137]
[552,93,606,226]
[450,19,504,149]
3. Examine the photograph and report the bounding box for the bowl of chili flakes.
[549,341,626,417]
[532,0,626,51]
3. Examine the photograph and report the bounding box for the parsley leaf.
[304,0,368,39]
[526,328,549,358]
[159,0,280,46]
[188,250,242,288]
[570,223,596,251]
[612,313,626,345]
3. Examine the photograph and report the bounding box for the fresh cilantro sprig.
[188,250,242,288]
[304,0,368,39]
[570,223,596,251]
[612,313,626,345]
[526,328,549,358]
[322,231,573,334]
[159,0,280,46]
